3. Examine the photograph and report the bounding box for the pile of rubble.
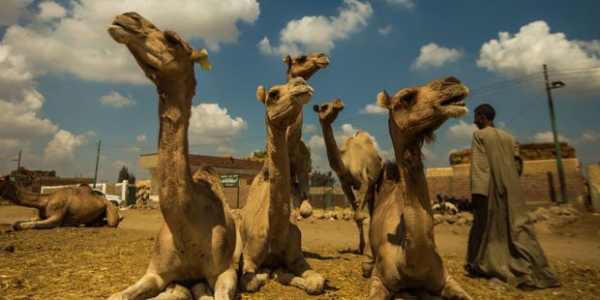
[135,185,151,206]
[528,205,580,228]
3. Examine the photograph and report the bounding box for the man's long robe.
[468,127,561,289]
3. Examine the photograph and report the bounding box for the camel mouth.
[440,93,467,107]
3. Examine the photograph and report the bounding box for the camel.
[0,176,121,230]
[283,53,330,218]
[107,12,237,299]
[239,77,325,295]
[365,77,472,299]
[313,98,384,255]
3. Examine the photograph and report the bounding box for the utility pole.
[11,150,22,181]
[93,140,101,189]
[543,64,568,205]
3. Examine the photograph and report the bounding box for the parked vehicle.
[93,190,123,207]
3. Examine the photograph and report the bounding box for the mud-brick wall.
[427,159,586,204]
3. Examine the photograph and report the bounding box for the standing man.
[466,104,561,289]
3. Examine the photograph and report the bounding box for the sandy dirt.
[1,205,599,299]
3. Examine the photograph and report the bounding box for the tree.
[117,166,136,184]
[310,170,336,187]
[251,149,267,161]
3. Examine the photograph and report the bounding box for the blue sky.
[0,0,598,182]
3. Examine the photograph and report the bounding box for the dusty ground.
[1,205,599,300]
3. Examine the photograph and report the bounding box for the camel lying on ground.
[239,77,325,295]
[0,176,121,230]
[107,12,237,299]
[313,98,384,255]
[282,53,330,218]
[365,77,472,299]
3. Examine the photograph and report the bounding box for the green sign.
[220,174,239,187]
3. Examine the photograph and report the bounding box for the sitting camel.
[313,98,383,255]
[107,12,237,299]
[0,176,121,230]
[239,77,325,295]
[282,53,330,218]
[365,77,472,299]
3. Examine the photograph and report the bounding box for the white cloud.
[446,120,477,142]
[477,20,600,95]
[0,0,32,26]
[412,43,462,70]
[422,147,438,162]
[532,131,568,143]
[0,0,261,85]
[99,91,136,108]
[580,130,600,143]
[38,1,67,21]
[360,103,387,115]
[387,0,415,9]
[258,0,373,56]
[136,134,147,143]
[188,103,247,153]
[0,89,58,142]
[43,130,87,164]
[378,25,392,36]
[304,124,318,134]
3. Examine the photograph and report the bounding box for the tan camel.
[284,53,330,218]
[366,77,472,299]
[313,98,384,255]
[239,77,325,295]
[0,176,121,230]
[107,12,237,299]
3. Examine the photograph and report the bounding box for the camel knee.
[304,272,325,295]
[368,277,391,300]
[212,269,237,300]
[240,271,268,293]
[440,276,472,300]
[299,200,313,218]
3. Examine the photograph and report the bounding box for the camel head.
[313,98,345,125]
[284,53,330,82]
[377,77,469,142]
[257,77,314,129]
[107,12,211,85]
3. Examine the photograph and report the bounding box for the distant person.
[465,103,561,290]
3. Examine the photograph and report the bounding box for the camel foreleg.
[367,276,391,300]
[439,275,472,300]
[209,268,237,300]
[285,256,324,295]
[108,273,168,300]
[13,214,63,230]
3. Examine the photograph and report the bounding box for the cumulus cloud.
[0,89,58,143]
[412,43,463,70]
[43,130,87,164]
[258,0,373,56]
[477,20,600,95]
[378,25,392,36]
[446,120,477,142]
[0,0,31,26]
[38,1,67,21]
[304,124,318,134]
[532,131,568,143]
[136,134,147,143]
[188,103,247,153]
[387,0,415,9]
[0,0,260,85]
[359,103,387,115]
[99,91,136,108]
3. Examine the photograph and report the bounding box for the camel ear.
[256,86,266,104]
[283,55,291,66]
[191,49,211,70]
[377,90,391,109]
[312,104,320,113]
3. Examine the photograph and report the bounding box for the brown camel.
[313,98,384,255]
[107,12,237,299]
[0,176,121,230]
[366,77,472,299]
[283,53,330,218]
[239,77,325,295]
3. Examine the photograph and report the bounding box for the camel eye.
[268,90,279,99]
[399,91,416,106]
[296,56,306,63]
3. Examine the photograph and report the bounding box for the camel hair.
[239,77,325,295]
[107,12,237,299]
[364,77,472,299]
[282,53,330,218]
[0,176,121,230]
[313,98,384,255]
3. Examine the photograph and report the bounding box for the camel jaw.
[439,87,469,118]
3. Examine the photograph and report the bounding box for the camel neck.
[4,186,47,209]
[156,86,195,223]
[320,120,345,175]
[266,123,291,243]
